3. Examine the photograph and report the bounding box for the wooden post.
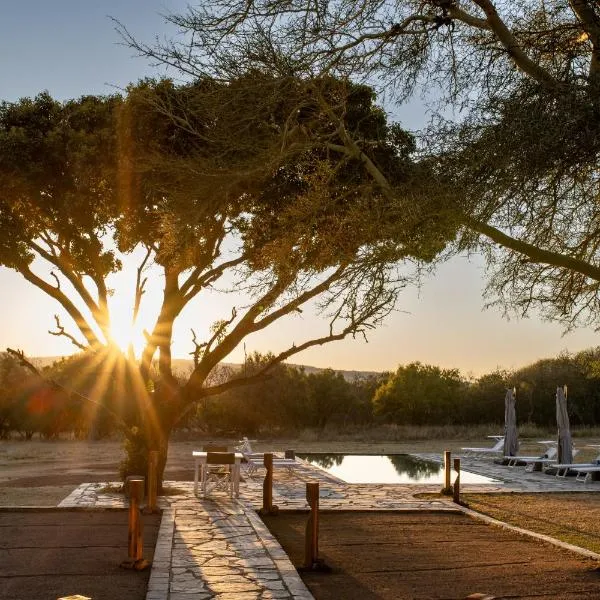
[300,482,330,572]
[143,451,159,514]
[444,451,452,490]
[264,452,273,511]
[120,477,150,570]
[258,453,279,515]
[453,458,461,504]
[128,478,143,558]
[305,482,319,568]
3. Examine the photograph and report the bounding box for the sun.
[108,309,146,358]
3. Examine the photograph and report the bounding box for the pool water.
[298,453,497,485]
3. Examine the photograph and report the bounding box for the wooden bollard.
[143,451,159,514]
[300,482,330,572]
[305,482,319,568]
[442,450,452,494]
[120,477,150,570]
[258,453,278,515]
[453,457,461,504]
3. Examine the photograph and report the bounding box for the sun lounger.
[462,436,504,455]
[552,461,598,477]
[573,465,600,483]
[505,446,557,471]
[541,448,590,477]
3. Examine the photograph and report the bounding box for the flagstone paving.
[58,452,600,599]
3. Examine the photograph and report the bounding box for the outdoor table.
[192,451,243,496]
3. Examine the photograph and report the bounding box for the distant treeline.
[2,348,600,439]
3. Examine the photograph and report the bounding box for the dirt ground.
[262,511,600,600]
[0,509,160,600]
[462,492,600,554]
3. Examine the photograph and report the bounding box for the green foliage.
[119,426,150,481]
[193,352,381,434]
[513,350,600,427]
[371,349,600,428]
[373,362,466,425]
[0,92,120,274]
[459,370,511,424]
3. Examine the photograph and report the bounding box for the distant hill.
[31,355,383,382]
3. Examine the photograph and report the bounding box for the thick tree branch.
[448,5,491,30]
[19,264,100,349]
[28,239,111,338]
[468,218,600,282]
[569,0,600,78]
[181,255,247,301]
[199,274,292,370]
[253,266,346,331]
[195,321,364,400]
[471,0,563,89]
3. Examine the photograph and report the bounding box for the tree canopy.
[122,1,600,331]
[0,76,448,483]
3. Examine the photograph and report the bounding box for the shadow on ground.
[0,508,160,600]
[262,511,600,600]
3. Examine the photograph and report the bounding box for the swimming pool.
[298,453,498,485]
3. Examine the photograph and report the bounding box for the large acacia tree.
[121,1,600,331]
[0,76,451,485]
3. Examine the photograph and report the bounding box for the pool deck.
[58,453,600,599]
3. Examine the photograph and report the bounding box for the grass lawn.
[462,492,600,554]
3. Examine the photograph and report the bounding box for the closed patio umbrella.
[503,387,519,457]
[556,386,573,464]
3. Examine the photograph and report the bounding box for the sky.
[1,1,598,376]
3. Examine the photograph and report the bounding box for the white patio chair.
[202,452,236,497]
[235,437,299,477]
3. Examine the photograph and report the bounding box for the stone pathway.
[58,452,600,599]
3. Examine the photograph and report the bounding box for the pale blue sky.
[1,1,598,375]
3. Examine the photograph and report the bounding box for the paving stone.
[210,582,262,593]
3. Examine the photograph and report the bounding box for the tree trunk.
[120,375,183,494]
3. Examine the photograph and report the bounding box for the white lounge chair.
[543,448,589,477]
[505,445,558,471]
[462,436,504,455]
[572,465,600,483]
